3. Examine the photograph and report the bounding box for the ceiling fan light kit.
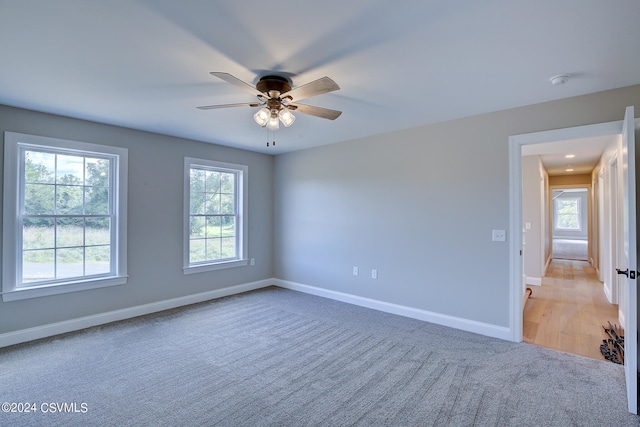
[198,72,341,146]
[278,108,296,127]
[267,115,280,131]
[253,108,270,126]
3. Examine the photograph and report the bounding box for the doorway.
[509,120,627,341]
[508,109,638,414]
[521,158,614,360]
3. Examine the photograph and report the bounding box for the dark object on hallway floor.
[600,321,624,364]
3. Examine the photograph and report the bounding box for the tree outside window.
[21,150,112,284]
[189,167,238,264]
[555,197,581,230]
[2,132,128,302]
[183,157,247,274]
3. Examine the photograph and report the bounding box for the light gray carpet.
[552,238,588,261]
[1,286,638,426]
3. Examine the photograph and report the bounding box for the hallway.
[523,259,620,360]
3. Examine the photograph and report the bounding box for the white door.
[618,106,637,414]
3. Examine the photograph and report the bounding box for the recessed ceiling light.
[565,154,575,158]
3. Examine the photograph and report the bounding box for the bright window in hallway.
[555,197,581,230]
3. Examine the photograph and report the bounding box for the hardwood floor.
[523,259,621,360]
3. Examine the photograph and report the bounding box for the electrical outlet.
[371,269,378,279]
[353,266,359,276]
[250,258,255,266]
[492,229,506,242]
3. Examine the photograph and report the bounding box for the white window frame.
[183,157,248,274]
[554,196,582,231]
[2,132,128,302]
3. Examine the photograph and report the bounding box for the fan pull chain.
[265,127,276,147]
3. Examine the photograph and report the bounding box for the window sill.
[183,259,248,275]
[1,276,128,302]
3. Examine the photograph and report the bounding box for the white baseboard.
[1,278,515,348]
[274,279,511,341]
[604,281,613,304]
[526,276,542,286]
[0,279,273,348]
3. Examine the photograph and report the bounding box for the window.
[555,197,581,230]
[2,132,128,301]
[184,157,247,273]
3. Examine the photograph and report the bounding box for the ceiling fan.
[197,72,342,133]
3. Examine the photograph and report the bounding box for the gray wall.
[522,156,545,281]
[0,105,274,333]
[3,84,640,337]
[274,84,640,328]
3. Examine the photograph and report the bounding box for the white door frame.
[608,155,620,305]
[598,171,605,282]
[509,120,626,342]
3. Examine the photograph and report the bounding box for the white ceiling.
[1,0,639,155]
[522,135,616,176]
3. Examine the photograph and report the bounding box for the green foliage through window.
[555,197,580,230]
[188,166,238,264]
[20,149,113,285]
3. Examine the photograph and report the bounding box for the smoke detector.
[549,74,570,86]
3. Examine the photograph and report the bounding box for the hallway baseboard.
[526,276,542,286]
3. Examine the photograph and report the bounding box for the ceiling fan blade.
[281,77,340,102]
[197,102,261,110]
[210,72,265,97]
[288,103,342,120]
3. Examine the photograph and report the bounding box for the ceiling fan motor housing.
[257,75,291,99]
